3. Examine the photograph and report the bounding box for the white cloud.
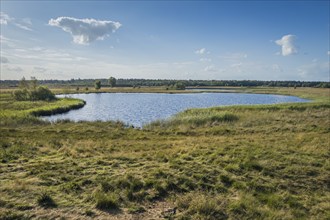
[14,23,33,31]
[0,56,9,63]
[0,12,33,31]
[195,48,209,55]
[275,34,297,56]
[48,17,121,45]
[22,18,32,25]
[0,12,11,25]
[328,51,330,55]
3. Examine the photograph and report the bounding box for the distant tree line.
[1,78,329,88]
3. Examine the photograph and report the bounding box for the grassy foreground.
[0,87,329,219]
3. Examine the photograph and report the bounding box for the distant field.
[0,87,329,219]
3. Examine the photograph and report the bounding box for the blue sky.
[1,1,329,81]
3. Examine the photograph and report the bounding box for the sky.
[0,1,329,81]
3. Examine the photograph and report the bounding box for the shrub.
[13,89,29,101]
[32,86,56,101]
[94,80,101,90]
[13,86,56,101]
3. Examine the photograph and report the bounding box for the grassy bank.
[0,87,329,219]
[0,93,85,126]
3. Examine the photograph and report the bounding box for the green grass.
[0,87,329,219]
[148,109,239,129]
[0,93,85,126]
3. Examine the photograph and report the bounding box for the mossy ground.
[0,87,329,219]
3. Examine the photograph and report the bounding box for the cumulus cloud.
[48,17,121,45]
[0,56,9,63]
[275,34,297,56]
[195,48,209,55]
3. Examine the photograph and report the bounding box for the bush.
[95,80,101,90]
[13,86,56,101]
[32,86,56,101]
[13,89,29,101]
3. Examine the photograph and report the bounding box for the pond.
[42,93,309,127]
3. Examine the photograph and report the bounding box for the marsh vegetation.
[0,87,329,219]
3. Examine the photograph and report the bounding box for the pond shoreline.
[31,99,86,117]
[42,92,310,127]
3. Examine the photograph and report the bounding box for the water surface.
[42,93,308,127]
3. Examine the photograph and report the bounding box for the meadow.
[0,87,329,219]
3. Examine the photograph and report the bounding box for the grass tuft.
[95,192,120,211]
[37,192,57,208]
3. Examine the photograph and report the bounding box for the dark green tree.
[108,77,116,87]
[95,80,101,90]
[174,82,186,90]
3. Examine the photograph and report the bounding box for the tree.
[18,77,29,89]
[95,80,101,90]
[174,82,186,90]
[108,77,116,87]
[31,77,38,90]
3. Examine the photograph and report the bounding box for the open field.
[0,87,329,219]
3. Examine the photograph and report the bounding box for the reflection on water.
[42,93,309,127]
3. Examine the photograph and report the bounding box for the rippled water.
[42,93,309,127]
